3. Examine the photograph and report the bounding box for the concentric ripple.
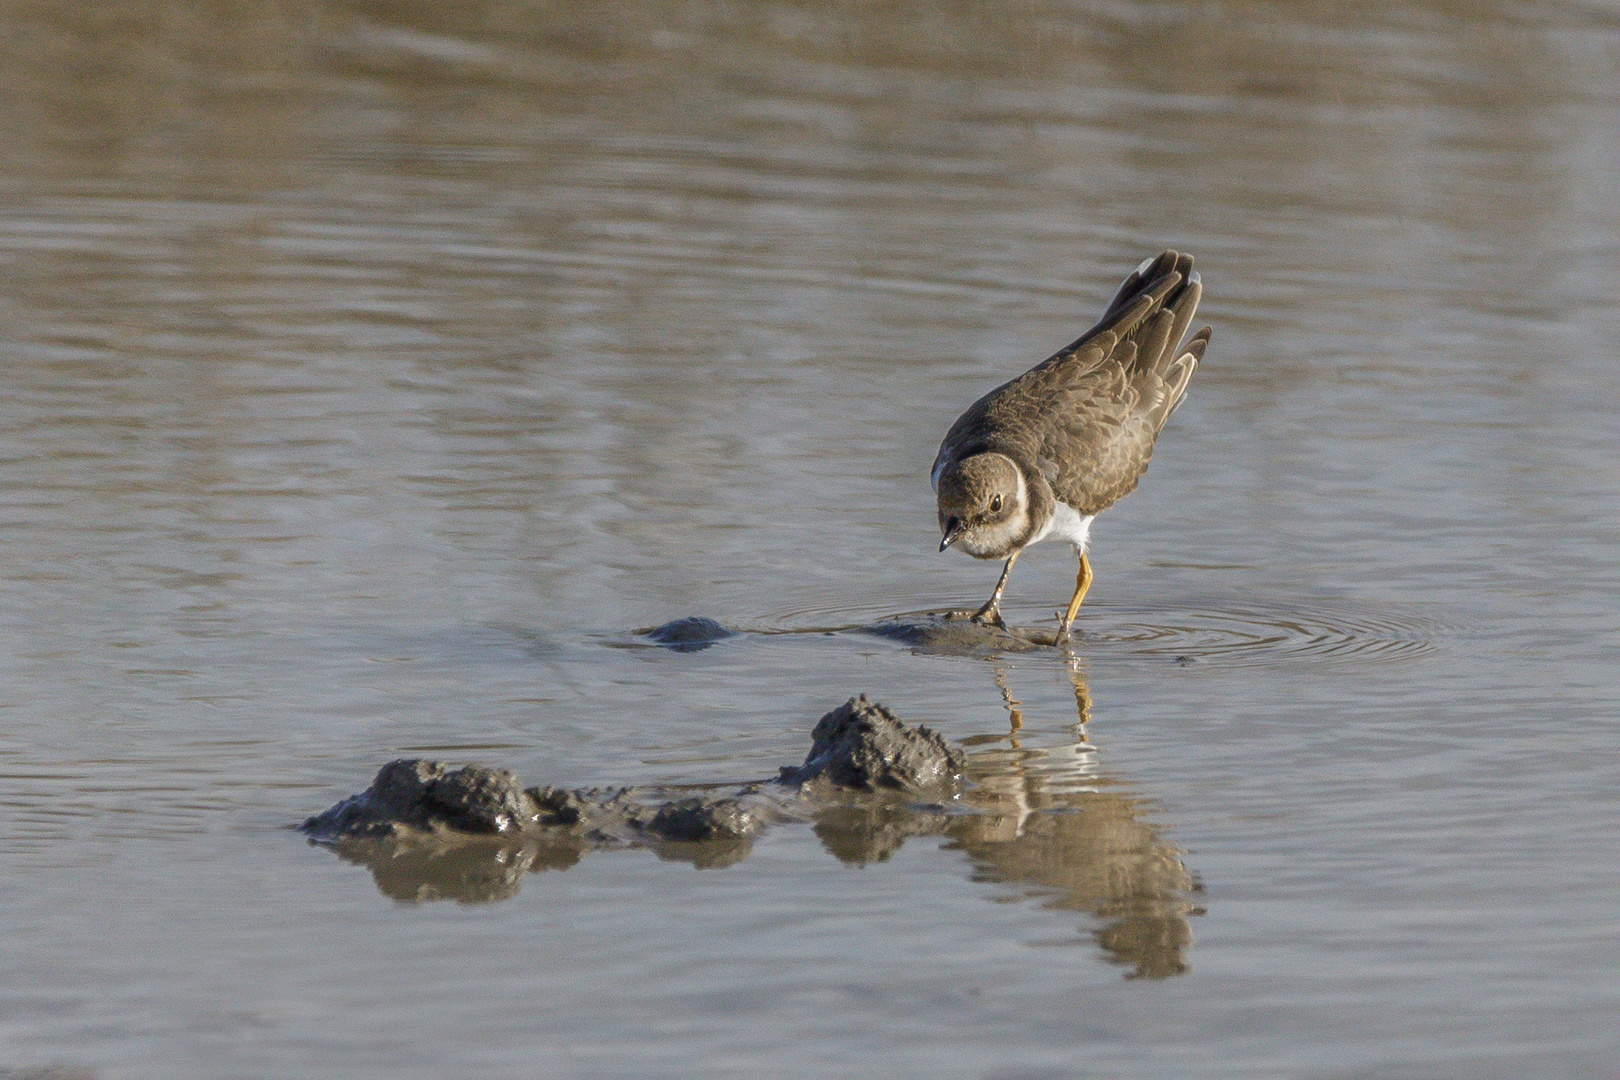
[1074,596,1458,668]
[749,592,1462,669]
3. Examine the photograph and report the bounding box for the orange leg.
[1057,551,1093,640]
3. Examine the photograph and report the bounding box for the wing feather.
[933,250,1212,517]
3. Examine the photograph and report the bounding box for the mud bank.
[858,612,1056,653]
[637,615,736,652]
[302,696,962,872]
[302,694,1199,977]
[633,612,1061,657]
[302,759,775,846]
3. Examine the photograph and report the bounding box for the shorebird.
[932,250,1211,642]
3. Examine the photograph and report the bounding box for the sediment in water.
[301,694,962,853]
[859,612,1054,653]
[779,694,964,793]
[638,615,737,652]
[631,611,1061,656]
[302,694,1200,977]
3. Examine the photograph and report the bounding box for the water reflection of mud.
[327,828,765,901]
[330,834,588,904]
[320,660,1199,978]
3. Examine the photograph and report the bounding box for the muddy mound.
[780,694,964,793]
[303,760,539,839]
[302,696,960,851]
[639,616,736,652]
[860,613,1052,654]
[300,697,1200,977]
[304,765,776,848]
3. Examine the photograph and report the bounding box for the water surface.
[2,3,1618,1078]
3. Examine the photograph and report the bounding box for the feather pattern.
[932,250,1211,518]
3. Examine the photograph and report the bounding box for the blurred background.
[2,3,1617,1078]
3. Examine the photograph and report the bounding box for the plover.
[932,250,1211,642]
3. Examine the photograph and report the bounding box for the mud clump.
[527,785,619,828]
[645,797,763,841]
[524,786,767,843]
[860,613,1052,654]
[306,764,774,848]
[780,694,964,794]
[300,697,1200,979]
[304,696,959,846]
[301,696,963,892]
[303,760,540,840]
[640,616,735,652]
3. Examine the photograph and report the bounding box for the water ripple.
[747,592,1463,668]
[1078,596,1458,668]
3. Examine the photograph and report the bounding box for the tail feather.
[1099,250,1182,324]
[1067,250,1198,356]
[1161,325,1212,422]
[1161,271,1202,367]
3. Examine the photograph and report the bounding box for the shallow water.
[3,2,1619,1077]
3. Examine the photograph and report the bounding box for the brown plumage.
[933,250,1211,640]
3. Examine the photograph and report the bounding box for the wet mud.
[302,695,951,857]
[303,691,1200,978]
[779,695,964,793]
[857,612,1061,653]
[634,612,1063,657]
[638,615,737,652]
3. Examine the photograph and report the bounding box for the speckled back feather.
[933,250,1211,516]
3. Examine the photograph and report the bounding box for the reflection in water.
[324,654,1199,977]
[327,833,588,904]
[325,827,758,902]
[946,664,1199,979]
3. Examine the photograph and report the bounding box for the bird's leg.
[1056,551,1094,642]
[971,550,1020,627]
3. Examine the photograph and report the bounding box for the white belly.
[1030,502,1094,551]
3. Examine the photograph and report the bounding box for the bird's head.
[936,453,1027,558]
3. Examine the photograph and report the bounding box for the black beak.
[939,517,964,552]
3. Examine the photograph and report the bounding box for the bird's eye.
[989,494,1003,514]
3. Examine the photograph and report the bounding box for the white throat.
[1031,501,1094,552]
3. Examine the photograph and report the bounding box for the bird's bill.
[939,518,965,552]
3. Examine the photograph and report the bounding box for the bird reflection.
[942,658,1200,978]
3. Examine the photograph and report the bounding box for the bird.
[932,250,1211,643]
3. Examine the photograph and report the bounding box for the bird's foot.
[969,603,1006,629]
[1052,614,1080,647]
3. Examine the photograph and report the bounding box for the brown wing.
[934,251,1211,514]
